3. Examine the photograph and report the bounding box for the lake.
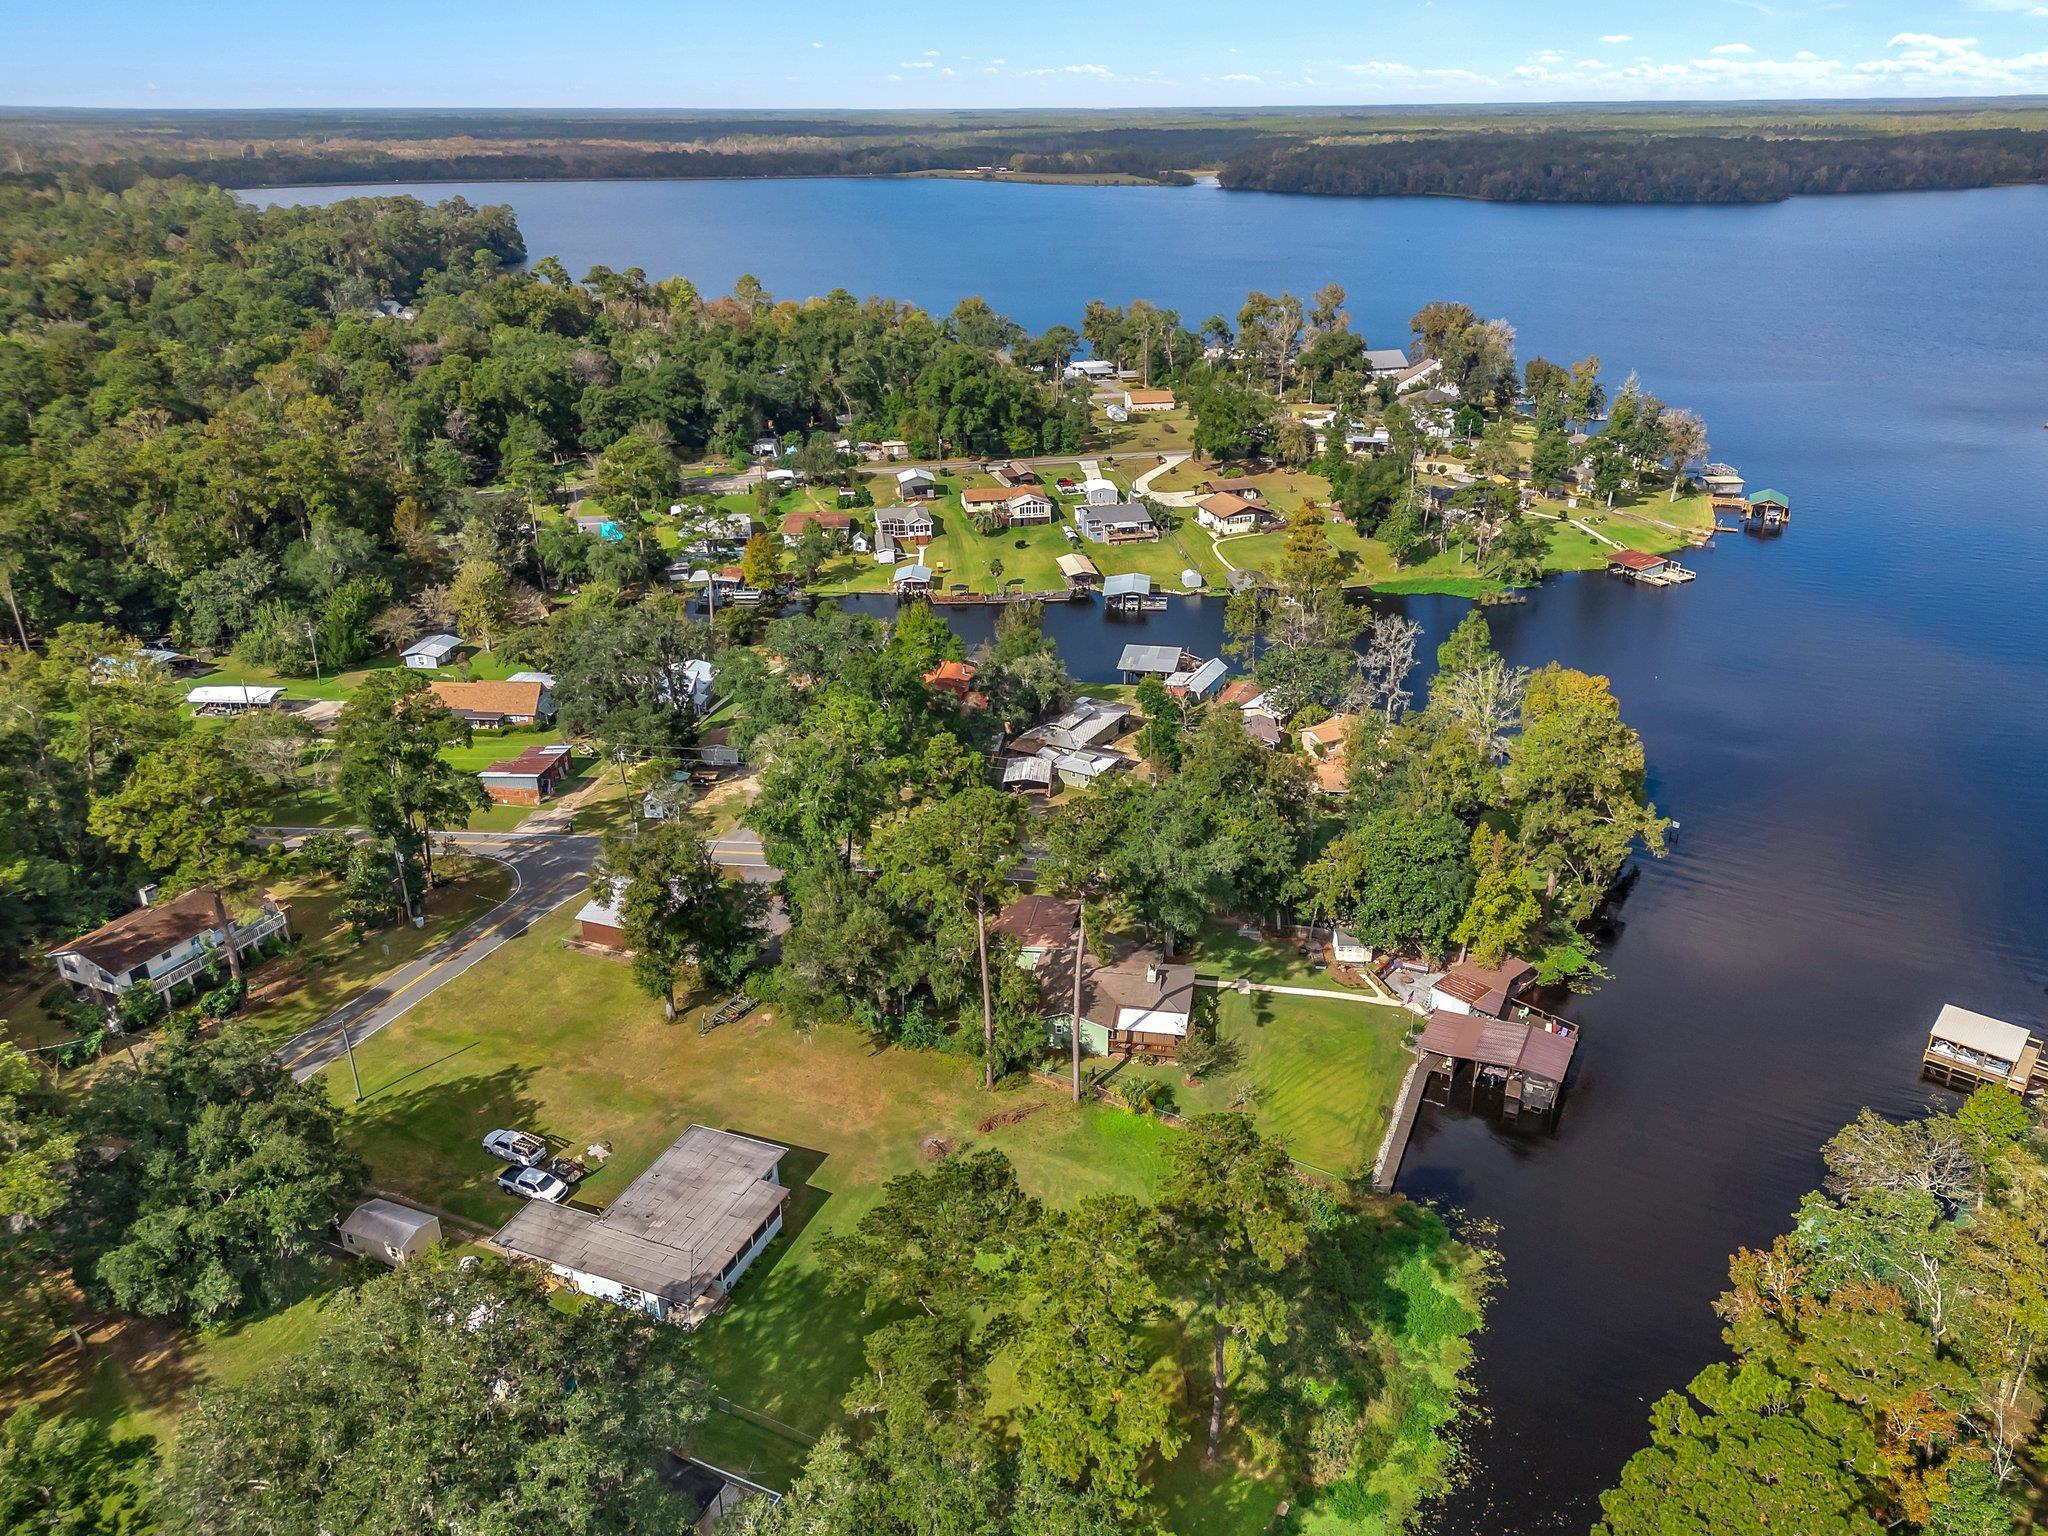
[253,175,2048,1531]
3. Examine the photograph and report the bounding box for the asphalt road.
[272,829,597,1082]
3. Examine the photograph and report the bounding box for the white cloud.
[923,49,941,57]
[1220,72,1264,83]
[1343,60,1495,83]
[899,59,934,68]
[1710,42,1754,54]
[810,40,823,48]
[1600,34,1632,43]
[1021,63,1116,76]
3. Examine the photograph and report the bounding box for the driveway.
[272,829,597,1082]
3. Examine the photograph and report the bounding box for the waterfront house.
[341,1200,441,1267]
[403,633,465,669]
[924,659,985,708]
[996,896,1193,1058]
[428,679,555,728]
[780,510,851,546]
[1008,697,1134,756]
[494,1125,790,1326]
[961,485,1055,525]
[50,887,289,1004]
[892,563,934,595]
[1429,957,1537,1019]
[1394,357,1443,394]
[1122,387,1175,413]
[1196,492,1265,535]
[478,742,573,805]
[1166,656,1229,702]
[1064,359,1116,383]
[876,507,936,543]
[1922,1004,2048,1098]
[1075,502,1159,543]
[1365,347,1412,377]
[185,684,283,716]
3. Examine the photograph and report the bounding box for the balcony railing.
[146,908,288,995]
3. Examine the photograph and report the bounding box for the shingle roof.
[993,895,1080,948]
[428,679,548,718]
[51,887,231,975]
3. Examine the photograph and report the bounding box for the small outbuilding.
[340,1199,442,1266]
[185,684,283,715]
[403,633,465,669]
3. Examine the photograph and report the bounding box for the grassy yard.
[1117,990,1417,1179]
[235,855,515,1046]
[309,903,1387,1531]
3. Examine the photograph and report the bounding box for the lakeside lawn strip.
[308,904,1413,1531]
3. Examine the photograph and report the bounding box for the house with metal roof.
[493,1125,791,1326]
[402,633,465,669]
[185,684,283,714]
[1166,656,1229,701]
[1075,502,1159,543]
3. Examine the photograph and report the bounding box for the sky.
[8,0,2048,109]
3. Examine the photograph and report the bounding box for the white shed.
[403,633,465,669]
[340,1199,442,1266]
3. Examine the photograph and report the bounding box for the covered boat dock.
[1418,1009,1579,1123]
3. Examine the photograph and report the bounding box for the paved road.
[273,829,597,1082]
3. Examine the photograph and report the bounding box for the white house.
[185,684,283,714]
[1394,357,1443,394]
[50,886,289,1003]
[1196,492,1263,536]
[403,633,465,669]
[494,1126,790,1326]
[1063,359,1116,383]
[1364,348,1412,377]
[1079,477,1121,506]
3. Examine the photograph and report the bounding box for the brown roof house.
[1299,713,1357,796]
[994,896,1195,1059]
[494,1125,790,1326]
[428,678,555,728]
[1428,957,1537,1019]
[478,742,573,805]
[50,886,290,1004]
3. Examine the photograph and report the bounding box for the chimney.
[137,883,159,909]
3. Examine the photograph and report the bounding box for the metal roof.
[1103,572,1152,598]
[185,684,283,706]
[495,1126,789,1305]
[342,1198,439,1247]
[1931,1004,2031,1064]
[403,633,464,658]
[1117,643,1182,674]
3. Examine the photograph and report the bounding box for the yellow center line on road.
[277,876,581,1073]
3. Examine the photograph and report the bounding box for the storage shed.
[341,1199,442,1265]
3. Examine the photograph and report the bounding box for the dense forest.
[1217,127,2048,204]
[7,106,2048,202]
[1594,1087,2047,1536]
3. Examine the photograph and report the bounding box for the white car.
[497,1165,571,1203]
[482,1129,547,1167]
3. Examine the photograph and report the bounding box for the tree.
[87,732,266,981]
[872,787,1026,1087]
[594,427,676,555]
[1304,806,1475,959]
[1041,789,1136,1099]
[1454,827,1540,965]
[1161,1115,1308,1464]
[65,1020,362,1324]
[1012,1196,1182,1510]
[1,1406,154,1536]
[1662,408,1709,498]
[332,670,487,889]
[822,1148,1043,1318]
[446,557,511,651]
[739,531,783,593]
[164,1252,702,1535]
[1504,666,1669,918]
[595,821,764,1018]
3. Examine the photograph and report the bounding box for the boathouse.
[1922,1004,2048,1098]
[1103,572,1154,613]
[1747,489,1791,527]
[1418,1009,1578,1121]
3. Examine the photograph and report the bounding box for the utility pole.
[392,842,422,929]
[305,622,321,681]
[333,1016,363,1101]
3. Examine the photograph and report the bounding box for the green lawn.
[238,855,515,1046]
[309,904,1339,1530]
[1117,990,1417,1179]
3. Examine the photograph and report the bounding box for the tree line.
[1219,128,2048,205]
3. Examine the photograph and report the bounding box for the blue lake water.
[255,176,2048,1530]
